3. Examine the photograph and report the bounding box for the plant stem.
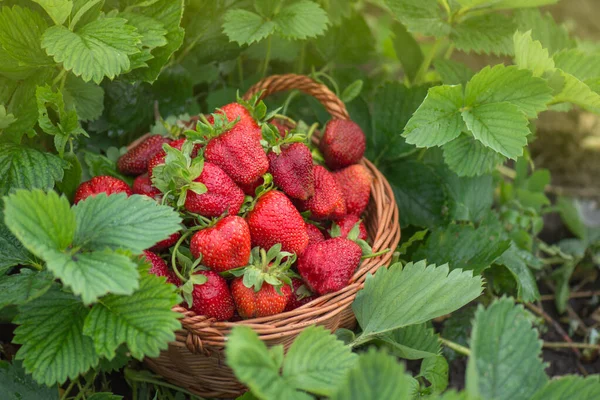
[415,37,444,83]
[525,302,582,357]
[439,0,451,17]
[540,290,600,301]
[543,342,600,350]
[60,378,79,400]
[439,337,471,356]
[52,69,67,87]
[261,36,272,78]
[361,248,390,260]
[444,43,455,59]
[297,43,306,74]
[496,165,516,179]
[74,372,97,400]
[171,230,194,282]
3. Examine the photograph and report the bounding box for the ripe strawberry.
[333,164,372,216]
[210,103,262,141]
[238,177,263,196]
[133,173,161,199]
[150,232,181,252]
[231,279,291,318]
[268,143,314,200]
[284,278,318,311]
[320,120,366,170]
[190,216,251,272]
[118,135,171,175]
[246,191,309,255]
[297,165,346,220]
[184,162,245,217]
[147,138,201,178]
[305,223,325,246]
[297,238,362,295]
[190,270,235,321]
[142,250,181,285]
[334,215,367,241]
[74,176,133,204]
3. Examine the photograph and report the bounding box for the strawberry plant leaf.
[63,74,105,122]
[434,59,474,85]
[73,193,182,254]
[0,6,53,68]
[32,0,73,25]
[223,9,277,45]
[353,261,483,341]
[391,22,424,83]
[282,325,357,396]
[0,144,65,196]
[513,31,555,78]
[384,0,450,38]
[0,360,58,400]
[273,1,329,40]
[451,13,515,56]
[495,244,540,302]
[0,104,16,130]
[490,0,559,10]
[462,102,530,159]
[530,376,600,400]
[404,85,465,148]
[87,393,122,400]
[551,70,600,112]
[515,9,575,55]
[442,172,494,222]
[0,269,54,309]
[330,348,415,400]
[442,134,506,177]
[418,355,449,394]
[0,207,35,274]
[466,297,547,400]
[374,323,441,360]
[13,286,99,385]
[69,0,104,30]
[554,49,600,83]
[83,267,181,360]
[56,152,82,203]
[120,11,168,50]
[414,223,511,274]
[41,18,142,84]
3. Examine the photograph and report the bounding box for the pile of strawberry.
[73,97,376,321]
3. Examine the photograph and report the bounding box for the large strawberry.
[333,164,372,216]
[268,143,314,200]
[297,238,362,295]
[284,278,318,312]
[118,135,171,175]
[133,173,161,199]
[297,165,346,220]
[190,216,251,272]
[211,103,262,141]
[150,232,181,252]
[332,215,367,241]
[305,222,325,246]
[142,250,181,286]
[320,120,366,170]
[238,176,263,196]
[190,270,235,321]
[74,176,133,204]
[184,162,245,217]
[246,191,309,255]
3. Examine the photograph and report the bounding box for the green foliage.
[374,323,441,360]
[0,360,58,400]
[530,376,600,400]
[0,144,65,195]
[0,269,54,309]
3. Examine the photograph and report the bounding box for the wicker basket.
[144,74,401,398]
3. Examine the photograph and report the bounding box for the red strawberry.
[333,164,372,216]
[297,238,362,295]
[190,270,235,321]
[142,250,181,285]
[184,162,245,217]
[190,216,251,272]
[284,278,318,311]
[305,223,325,246]
[133,173,161,199]
[238,177,263,196]
[74,176,133,204]
[211,103,262,141]
[246,191,309,255]
[147,138,201,178]
[320,120,366,170]
[118,135,171,175]
[334,215,367,241]
[150,232,181,252]
[231,278,291,318]
[268,143,314,200]
[297,165,346,220]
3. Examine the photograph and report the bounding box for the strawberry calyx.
[236,91,282,125]
[151,113,198,139]
[294,282,313,301]
[240,173,274,215]
[184,113,240,144]
[329,220,376,257]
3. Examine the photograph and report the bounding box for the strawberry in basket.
[118,134,172,175]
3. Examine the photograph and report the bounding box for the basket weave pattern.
[144,74,401,398]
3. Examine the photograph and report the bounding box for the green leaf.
[42,18,142,84]
[63,75,105,122]
[0,6,53,68]
[341,80,363,103]
[73,193,182,254]
[397,229,428,257]
[69,0,104,30]
[419,355,448,394]
[223,9,276,45]
[414,223,511,274]
[83,268,180,360]
[0,360,58,400]
[56,152,82,202]
[451,13,515,56]
[495,244,540,302]
[32,0,73,25]
[434,59,474,85]
[331,348,414,400]
[442,134,506,177]
[531,376,600,400]
[384,0,450,37]
[83,151,128,181]
[556,197,587,240]
[353,261,483,340]
[87,394,123,400]
[403,85,465,147]
[513,31,555,78]
[464,65,552,118]
[0,104,16,130]
[282,325,357,396]
[391,22,424,83]
[274,0,329,40]
[442,171,494,222]
[466,297,548,400]
[551,70,600,112]
[490,0,558,10]
[375,323,441,360]
[226,326,312,400]
[462,102,530,159]
[120,11,167,49]
[0,207,35,273]
[13,286,99,385]
[441,306,475,361]
[554,49,600,82]
[515,9,575,55]
[0,269,54,309]
[254,0,281,17]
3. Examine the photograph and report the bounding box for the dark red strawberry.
[246,191,309,255]
[118,135,171,175]
[305,223,325,246]
[334,215,367,241]
[268,143,314,200]
[190,270,235,321]
[133,173,162,199]
[231,278,291,318]
[297,165,346,220]
[184,162,245,217]
[74,176,133,204]
[297,238,362,295]
[320,120,366,170]
[238,177,263,196]
[190,216,251,272]
[147,138,201,178]
[150,232,181,252]
[142,250,181,285]
[284,278,318,311]
[333,164,372,216]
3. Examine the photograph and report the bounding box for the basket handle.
[242,74,350,121]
